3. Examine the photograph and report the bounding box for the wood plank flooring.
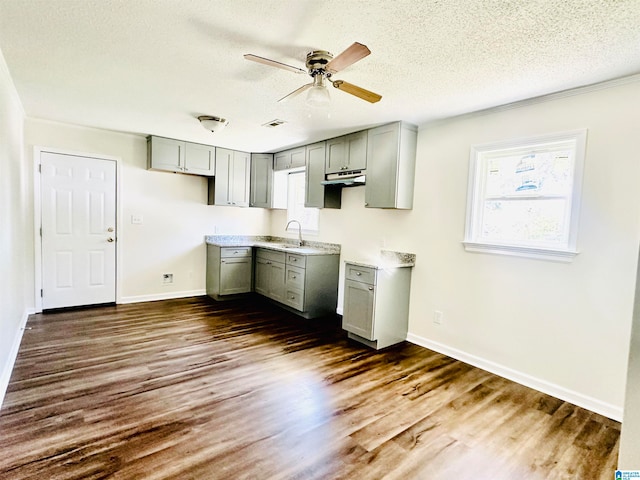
[0,296,620,479]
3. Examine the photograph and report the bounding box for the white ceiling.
[1,0,639,153]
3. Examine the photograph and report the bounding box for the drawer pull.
[292,275,297,279]
[356,272,361,276]
[290,296,295,299]
[368,287,374,291]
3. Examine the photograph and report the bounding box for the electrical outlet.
[433,310,443,325]
[163,273,173,284]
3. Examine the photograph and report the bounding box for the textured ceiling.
[1,0,639,152]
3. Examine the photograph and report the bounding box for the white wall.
[271,79,640,419]
[0,50,29,408]
[24,119,270,303]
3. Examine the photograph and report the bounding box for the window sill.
[462,241,578,262]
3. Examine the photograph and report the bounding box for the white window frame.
[463,129,587,262]
[286,170,319,235]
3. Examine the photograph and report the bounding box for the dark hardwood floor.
[0,296,619,479]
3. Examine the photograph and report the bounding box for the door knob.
[107,227,114,232]
[107,237,115,243]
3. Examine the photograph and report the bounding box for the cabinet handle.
[356,272,361,276]
[266,261,272,265]
[368,287,374,291]
[292,275,297,279]
[290,296,295,299]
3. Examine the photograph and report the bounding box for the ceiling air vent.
[262,119,287,128]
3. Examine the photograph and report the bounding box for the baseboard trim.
[119,290,207,304]
[406,333,623,421]
[0,308,33,410]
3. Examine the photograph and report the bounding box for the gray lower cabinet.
[207,245,253,300]
[342,262,412,349]
[256,248,339,319]
[255,249,286,303]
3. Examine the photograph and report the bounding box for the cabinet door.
[220,257,252,295]
[268,261,286,303]
[325,137,347,173]
[250,153,273,208]
[343,279,375,340]
[148,136,185,172]
[254,257,270,296]
[365,123,399,208]
[305,142,326,208]
[184,143,215,176]
[231,151,250,207]
[214,148,233,205]
[345,131,368,171]
[289,147,306,168]
[274,151,290,171]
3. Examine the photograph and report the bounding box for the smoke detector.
[198,115,229,133]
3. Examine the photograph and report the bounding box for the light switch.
[131,214,143,225]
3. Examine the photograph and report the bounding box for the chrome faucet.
[286,220,303,246]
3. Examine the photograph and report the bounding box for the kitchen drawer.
[283,287,304,311]
[345,263,376,284]
[221,246,252,258]
[286,253,306,267]
[285,265,305,290]
[256,248,286,264]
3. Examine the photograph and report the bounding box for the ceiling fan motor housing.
[306,50,333,76]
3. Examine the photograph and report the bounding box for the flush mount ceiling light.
[198,115,229,133]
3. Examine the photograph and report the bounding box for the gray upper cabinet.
[365,122,417,209]
[250,153,273,208]
[212,148,250,207]
[147,136,215,176]
[274,146,305,171]
[325,130,367,174]
[184,142,215,175]
[305,142,341,209]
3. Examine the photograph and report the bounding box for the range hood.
[321,169,366,186]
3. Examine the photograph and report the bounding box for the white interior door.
[40,152,117,309]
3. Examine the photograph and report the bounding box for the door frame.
[33,146,122,312]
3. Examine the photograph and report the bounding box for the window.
[463,129,587,261]
[287,171,319,234]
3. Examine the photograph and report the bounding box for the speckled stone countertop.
[345,250,416,269]
[205,235,341,255]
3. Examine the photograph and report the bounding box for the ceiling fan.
[244,42,382,105]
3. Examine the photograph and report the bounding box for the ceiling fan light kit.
[244,42,382,105]
[198,115,229,133]
[306,74,331,108]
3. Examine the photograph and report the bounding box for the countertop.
[344,250,416,269]
[205,235,341,256]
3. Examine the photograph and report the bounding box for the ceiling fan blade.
[331,80,381,103]
[278,83,313,102]
[244,54,307,75]
[325,42,371,74]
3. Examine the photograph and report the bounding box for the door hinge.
[40,289,43,297]
[40,227,42,237]
[38,164,42,173]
